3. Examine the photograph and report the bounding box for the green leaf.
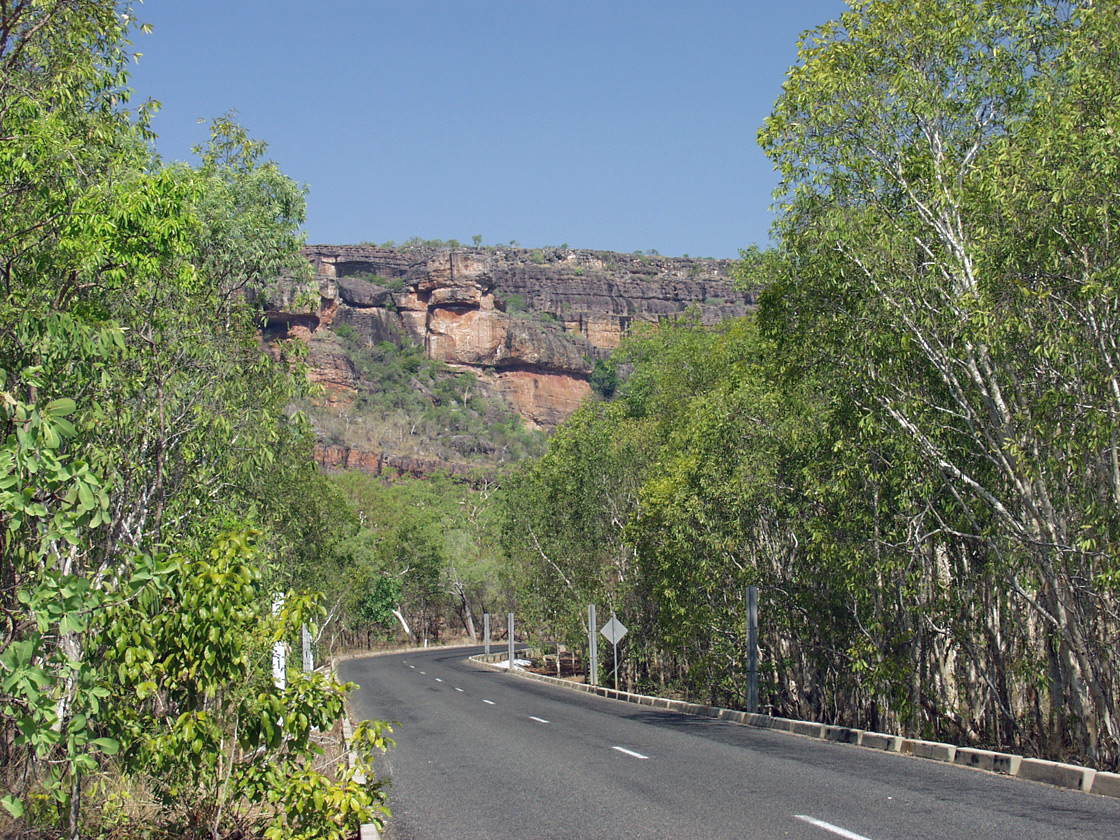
[90,737,120,756]
[44,398,77,417]
[1,795,25,819]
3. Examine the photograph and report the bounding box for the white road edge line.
[530,716,549,724]
[795,815,875,840]
[483,699,495,705]
[612,746,649,760]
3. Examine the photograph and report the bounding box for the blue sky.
[128,1,848,258]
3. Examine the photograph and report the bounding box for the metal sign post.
[599,613,627,692]
[588,604,598,686]
[747,585,759,714]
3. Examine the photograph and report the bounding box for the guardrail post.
[588,604,598,686]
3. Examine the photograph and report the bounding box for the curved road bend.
[340,646,1120,840]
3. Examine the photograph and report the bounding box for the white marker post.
[484,613,491,655]
[747,585,759,713]
[272,594,286,690]
[507,612,515,671]
[302,623,313,672]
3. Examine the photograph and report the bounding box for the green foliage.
[733,244,781,290]
[588,359,618,399]
[0,2,393,833]
[498,0,1120,770]
[359,576,404,631]
[757,0,1120,762]
[399,236,465,250]
[331,472,505,645]
[100,531,391,838]
[333,322,359,343]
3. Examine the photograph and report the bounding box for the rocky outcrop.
[314,443,495,485]
[495,369,592,428]
[304,342,359,401]
[264,244,754,468]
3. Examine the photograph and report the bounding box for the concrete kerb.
[823,725,862,745]
[954,746,1022,776]
[1093,771,1120,798]
[859,731,902,752]
[467,650,1120,799]
[1018,758,1095,792]
[901,738,956,763]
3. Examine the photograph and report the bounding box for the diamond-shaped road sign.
[600,616,628,645]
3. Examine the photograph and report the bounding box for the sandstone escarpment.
[288,245,750,415]
[302,244,750,352]
[263,243,754,474]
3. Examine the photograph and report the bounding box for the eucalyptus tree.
[758,0,1120,764]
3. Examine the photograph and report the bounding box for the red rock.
[270,245,756,442]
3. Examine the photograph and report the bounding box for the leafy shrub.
[589,359,618,399]
[334,323,358,343]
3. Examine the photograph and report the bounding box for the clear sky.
[127,1,849,258]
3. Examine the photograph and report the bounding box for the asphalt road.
[339,646,1120,840]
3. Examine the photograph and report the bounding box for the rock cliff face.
[267,244,751,423]
[262,244,753,474]
[313,443,491,485]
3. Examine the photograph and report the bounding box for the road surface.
[339,646,1120,840]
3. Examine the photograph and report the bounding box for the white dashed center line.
[795,816,876,840]
[454,687,464,692]
[530,716,549,724]
[483,699,495,705]
[435,678,443,682]
[612,746,649,760]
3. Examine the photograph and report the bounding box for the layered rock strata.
[262,244,754,472]
[314,443,494,486]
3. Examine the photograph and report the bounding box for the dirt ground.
[524,652,587,682]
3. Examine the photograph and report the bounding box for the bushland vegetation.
[307,330,547,464]
[0,3,391,836]
[500,0,1120,771]
[326,472,507,651]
